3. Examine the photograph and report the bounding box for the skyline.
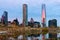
[0,0,60,26]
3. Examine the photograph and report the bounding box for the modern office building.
[23,4,28,27]
[48,19,57,27]
[48,20,52,27]
[48,19,57,39]
[41,4,46,27]
[52,19,57,27]
[1,11,8,25]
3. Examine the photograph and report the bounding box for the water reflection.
[27,35,41,40]
[18,35,23,40]
[7,33,60,40]
[17,34,46,40]
[27,33,57,40]
[8,37,15,40]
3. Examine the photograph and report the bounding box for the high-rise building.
[48,19,57,39]
[41,4,46,27]
[48,19,57,27]
[23,4,28,27]
[52,19,57,27]
[48,20,52,27]
[4,11,8,25]
[1,11,8,25]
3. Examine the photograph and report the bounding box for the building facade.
[1,11,8,25]
[41,4,46,27]
[48,19,57,27]
[23,4,28,27]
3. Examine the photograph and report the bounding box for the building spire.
[41,4,46,27]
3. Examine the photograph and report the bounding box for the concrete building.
[23,4,28,27]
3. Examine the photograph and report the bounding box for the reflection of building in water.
[57,33,60,38]
[17,35,23,40]
[8,37,15,40]
[31,37,39,40]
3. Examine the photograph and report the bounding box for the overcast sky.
[0,0,60,26]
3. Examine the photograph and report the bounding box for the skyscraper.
[41,4,46,27]
[1,11,8,25]
[23,4,28,27]
[48,19,57,27]
[48,19,57,39]
[48,20,52,27]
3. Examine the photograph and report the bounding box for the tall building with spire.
[41,4,46,27]
[23,4,28,27]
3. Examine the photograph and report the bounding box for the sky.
[0,0,60,26]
